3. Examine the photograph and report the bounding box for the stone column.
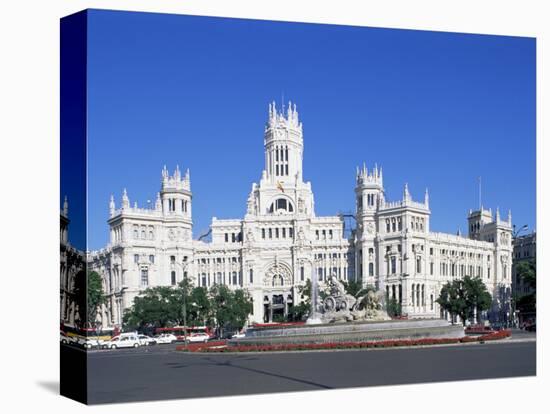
[401,281,410,316]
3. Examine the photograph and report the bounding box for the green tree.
[463,275,492,323]
[209,285,253,336]
[515,259,536,315]
[437,280,467,324]
[386,297,402,317]
[342,280,365,297]
[436,276,492,325]
[73,270,107,327]
[516,259,536,290]
[123,286,179,329]
[188,286,213,327]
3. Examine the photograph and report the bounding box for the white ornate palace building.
[87,102,513,327]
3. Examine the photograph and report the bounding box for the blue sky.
[79,9,535,251]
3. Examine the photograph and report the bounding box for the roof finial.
[63,195,69,217]
[109,194,115,217]
[122,188,129,209]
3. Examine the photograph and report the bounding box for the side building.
[60,197,86,328]
[512,231,536,325]
[89,102,513,327]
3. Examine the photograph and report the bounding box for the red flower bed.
[175,340,226,352]
[188,330,511,353]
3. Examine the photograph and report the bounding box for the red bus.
[155,326,213,342]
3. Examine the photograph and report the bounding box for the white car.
[185,333,210,343]
[104,334,141,349]
[155,333,177,344]
[138,334,157,346]
[231,332,246,339]
[81,337,101,349]
[60,331,73,345]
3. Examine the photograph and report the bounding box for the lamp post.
[176,256,190,345]
[513,224,528,238]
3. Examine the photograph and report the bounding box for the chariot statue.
[317,276,390,323]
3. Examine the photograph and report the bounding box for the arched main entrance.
[262,262,293,322]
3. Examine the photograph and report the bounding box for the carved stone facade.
[89,102,513,326]
[60,197,86,327]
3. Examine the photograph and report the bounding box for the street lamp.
[513,224,528,238]
[176,256,190,345]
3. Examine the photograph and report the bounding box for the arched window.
[171,271,176,285]
[272,275,284,287]
[269,198,294,214]
[368,262,374,276]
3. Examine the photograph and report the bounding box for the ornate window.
[140,268,149,287]
[272,275,284,287]
[269,198,294,214]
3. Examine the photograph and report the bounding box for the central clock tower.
[245,101,315,218]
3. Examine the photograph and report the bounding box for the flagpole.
[478,176,482,210]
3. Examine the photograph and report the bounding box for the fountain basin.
[229,319,464,346]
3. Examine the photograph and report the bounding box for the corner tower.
[355,164,384,286]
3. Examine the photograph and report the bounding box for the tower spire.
[63,195,69,217]
[403,183,410,203]
[109,194,115,217]
[122,188,129,209]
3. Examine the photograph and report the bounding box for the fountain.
[305,267,323,325]
[231,271,464,346]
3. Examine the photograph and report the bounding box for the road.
[84,336,536,404]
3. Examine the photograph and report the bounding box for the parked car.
[185,333,210,343]
[155,333,177,344]
[231,332,246,339]
[82,337,102,349]
[138,334,157,346]
[60,331,72,345]
[103,333,141,349]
